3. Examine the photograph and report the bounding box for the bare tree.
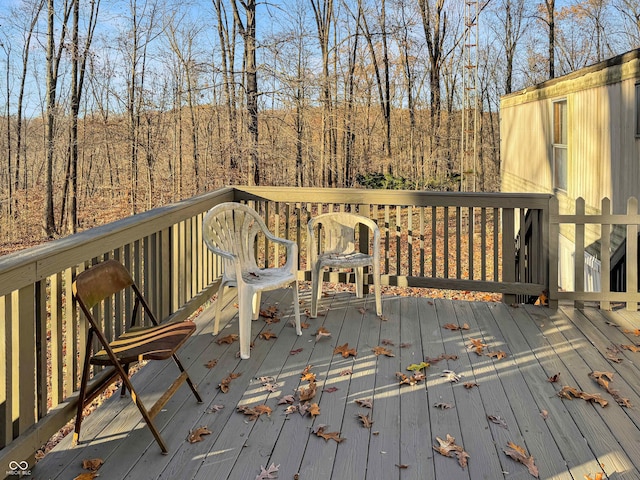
[612,0,640,48]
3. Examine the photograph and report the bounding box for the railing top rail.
[0,187,234,297]
[232,186,553,209]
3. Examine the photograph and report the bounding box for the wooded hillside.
[1,0,638,252]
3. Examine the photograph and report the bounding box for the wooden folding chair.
[72,259,203,454]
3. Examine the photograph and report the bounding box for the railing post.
[600,198,611,311]
[548,196,559,309]
[626,197,638,311]
[502,208,516,304]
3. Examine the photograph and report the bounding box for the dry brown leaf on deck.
[256,463,280,480]
[323,386,339,393]
[442,323,470,331]
[584,473,604,480]
[372,346,395,357]
[315,327,332,341]
[218,372,242,393]
[434,402,454,409]
[308,403,321,417]
[313,424,345,443]
[399,342,412,348]
[432,434,470,468]
[397,371,425,386]
[188,426,212,443]
[355,398,372,408]
[204,359,218,369]
[259,330,277,340]
[299,321,310,329]
[334,343,357,358]
[426,353,459,364]
[81,458,103,471]
[621,344,640,352]
[237,404,272,420]
[299,381,317,402]
[547,373,560,383]
[487,415,508,429]
[557,386,608,407]
[263,383,279,392]
[540,409,549,419]
[463,382,478,389]
[504,442,539,478]
[74,473,99,480]
[339,369,353,376]
[259,306,278,319]
[486,351,507,360]
[396,464,409,469]
[381,339,395,346]
[278,394,295,405]
[589,371,632,408]
[301,371,316,382]
[469,338,487,355]
[216,334,239,345]
[358,413,374,428]
[206,404,224,413]
[284,405,298,415]
[290,348,303,355]
[623,328,640,336]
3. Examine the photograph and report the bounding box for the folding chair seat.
[308,212,382,318]
[72,259,203,454]
[203,202,302,359]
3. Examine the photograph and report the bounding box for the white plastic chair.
[308,212,382,318]
[203,202,302,359]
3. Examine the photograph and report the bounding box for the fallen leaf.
[308,403,321,417]
[433,434,469,468]
[434,402,454,409]
[540,409,548,419]
[284,405,298,414]
[290,348,304,355]
[301,371,316,382]
[188,426,212,443]
[381,339,395,345]
[358,413,374,428]
[263,383,279,392]
[463,382,478,389]
[396,464,409,469]
[256,463,280,480]
[504,442,539,478]
[300,322,310,329]
[81,459,103,471]
[557,386,608,407]
[259,306,278,318]
[623,328,640,336]
[315,327,332,341]
[426,353,458,364]
[204,359,218,369]
[469,338,487,355]
[237,404,272,420]
[216,334,239,345]
[621,344,640,353]
[259,330,277,340]
[206,404,224,413]
[323,386,339,393]
[257,376,275,384]
[355,398,372,408]
[589,371,632,408]
[547,373,560,383]
[406,362,430,372]
[299,381,317,402]
[218,372,242,393]
[74,474,98,480]
[397,371,426,386]
[334,343,357,358]
[313,425,345,443]
[372,346,395,357]
[584,473,604,480]
[441,370,461,382]
[486,351,507,360]
[442,323,470,331]
[339,369,353,376]
[278,395,295,405]
[399,342,412,348]
[487,415,508,429]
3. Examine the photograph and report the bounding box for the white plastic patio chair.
[203,202,302,359]
[308,212,382,318]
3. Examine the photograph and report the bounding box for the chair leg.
[252,291,262,320]
[373,263,382,316]
[171,354,203,403]
[213,283,227,336]
[355,267,364,298]
[310,263,323,318]
[291,282,302,335]
[73,329,95,445]
[238,292,253,359]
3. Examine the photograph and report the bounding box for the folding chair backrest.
[203,203,266,281]
[73,259,134,310]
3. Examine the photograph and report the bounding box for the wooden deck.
[33,288,640,480]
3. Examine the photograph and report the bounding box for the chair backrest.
[202,202,267,280]
[73,259,134,310]
[309,212,378,256]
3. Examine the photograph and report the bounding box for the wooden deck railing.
[0,186,551,471]
[550,196,640,310]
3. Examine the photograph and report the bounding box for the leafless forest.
[1,0,639,252]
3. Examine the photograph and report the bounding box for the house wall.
[500,49,640,216]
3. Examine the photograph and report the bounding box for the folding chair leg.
[171,354,203,403]
[73,328,96,445]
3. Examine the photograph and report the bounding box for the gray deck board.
[32,294,640,480]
